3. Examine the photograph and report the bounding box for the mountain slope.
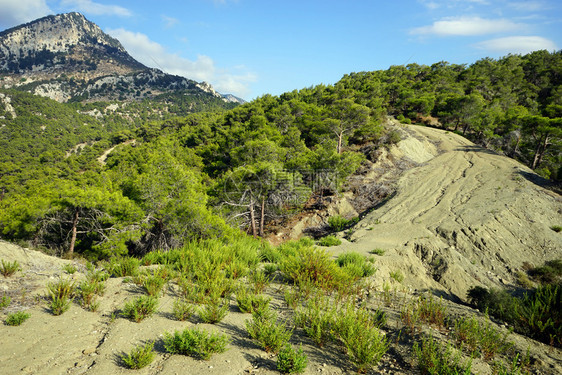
[0,13,231,103]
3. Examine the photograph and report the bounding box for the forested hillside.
[0,50,560,259]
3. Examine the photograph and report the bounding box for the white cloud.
[0,0,51,29]
[161,15,179,29]
[59,0,131,17]
[474,36,558,54]
[106,28,255,97]
[411,16,523,36]
[507,1,547,12]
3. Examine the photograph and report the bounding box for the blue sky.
[0,0,561,100]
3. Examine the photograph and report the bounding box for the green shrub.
[5,311,30,326]
[1,259,21,277]
[515,271,534,289]
[328,215,358,232]
[249,270,271,293]
[528,259,562,284]
[334,302,388,373]
[452,315,513,360]
[78,279,100,312]
[417,295,448,329]
[245,308,292,353]
[294,296,334,347]
[280,245,352,293]
[142,274,167,296]
[413,335,472,375]
[369,248,385,256]
[317,235,341,247]
[199,298,229,324]
[335,252,376,278]
[47,278,75,315]
[0,294,11,309]
[141,251,166,266]
[467,284,562,347]
[178,276,206,304]
[224,259,249,279]
[121,341,155,369]
[163,327,229,360]
[236,287,271,314]
[122,296,158,322]
[108,257,140,277]
[62,263,77,274]
[389,270,404,283]
[277,344,308,374]
[172,298,195,321]
[86,269,109,293]
[259,245,282,263]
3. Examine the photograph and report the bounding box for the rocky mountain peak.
[0,13,240,104]
[0,12,145,76]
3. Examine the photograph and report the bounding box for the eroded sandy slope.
[334,125,562,298]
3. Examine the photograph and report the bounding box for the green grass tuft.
[5,311,30,326]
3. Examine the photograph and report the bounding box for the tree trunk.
[510,134,521,158]
[259,196,265,237]
[337,132,343,154]
[531,134,549,169]
[249,201,257,238]
[68,208,79,257]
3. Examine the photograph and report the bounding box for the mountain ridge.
[0,12,243,104]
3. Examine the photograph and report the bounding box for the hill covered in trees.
[0,50,561,260]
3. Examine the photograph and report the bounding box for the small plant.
[317,235,341,247]
[0,294,11,309]
[5,311,30,326]
[336,251,376,279]
[199,298,229,324]
[328,215,350,231]
[236,287,271,314]
[47,278,75,315]
[121,341,155,369]
[417,294,448,329]
[294,297,334,347]
[246,308,293,353]
[264,263,278,276]
[452,315,512,360]
[163,327,229,360]
[1,259,21,277]
[86,269,108,295]
[142,274,167,296]
[389,270,404,283]
[280,245,352,293]
[528,259,562,284]
[78,279,100,312]
[400,303,421,334]
[334,302,388,373]
[550,225,562,233]
[369,248,385,256]
[284,288,301,309]
[515,271,534,289]
[122,296,158,322]
[492,350,530,375]
[249,270,271,293]
[413,335,472,375]
[62,263,77,274]
[277,344,308,374]
[172,298,195,321]
[178,276,206,304]
[108,257,140,277]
